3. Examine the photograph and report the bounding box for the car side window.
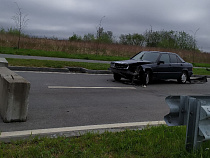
[160,54,170,63]
[170,54,178,63]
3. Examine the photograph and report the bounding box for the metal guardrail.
[164,95,210,151]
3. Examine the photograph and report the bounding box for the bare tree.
[190,28,200,63]
[12,2,29,49]
[96,16,105,40]
[95,16,105,55]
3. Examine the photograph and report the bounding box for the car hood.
[112,59,151,65]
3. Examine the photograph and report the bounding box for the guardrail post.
[185,97,201,151]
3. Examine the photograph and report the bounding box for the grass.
[0,46,128,61]
[193,68,210,76]
[1,125,210,157]
[193,63,210,68]
[6,58,110,70]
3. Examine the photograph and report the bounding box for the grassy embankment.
[1,47,210,75]
[1,125,210,157]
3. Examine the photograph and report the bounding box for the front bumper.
[110,67,138,79]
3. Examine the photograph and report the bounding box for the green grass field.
[1,125,210,157]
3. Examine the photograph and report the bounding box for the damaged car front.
[110,51,193,85]
[110,51,158,82]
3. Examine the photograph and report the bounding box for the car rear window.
[170,54,178,63]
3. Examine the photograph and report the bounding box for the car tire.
[114,73,121,81]
[178,71,188,84]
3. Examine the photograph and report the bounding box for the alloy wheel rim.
[146,74,149,84]
[181,73,187,83]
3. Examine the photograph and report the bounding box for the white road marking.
[48,86,136,89]
[0,121,165,139]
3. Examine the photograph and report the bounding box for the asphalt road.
[0,71,209,132]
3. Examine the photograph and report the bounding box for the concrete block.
[0,58,8,67]
[0,67,30,123]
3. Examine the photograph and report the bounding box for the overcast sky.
[1,0,210,52]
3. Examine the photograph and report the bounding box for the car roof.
[160,52,176,55]
[145,51,177,55]
[147,51,172,53]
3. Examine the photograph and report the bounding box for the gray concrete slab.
[0,67,30,122]
[0,58,8,67]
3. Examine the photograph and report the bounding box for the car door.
[169,54,182,79]
[156,53,172,79]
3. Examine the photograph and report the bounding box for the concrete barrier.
[0,67,30,123]
[0,58,8,67]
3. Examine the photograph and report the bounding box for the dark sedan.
[110,51,193,85]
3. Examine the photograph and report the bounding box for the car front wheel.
[178,72,188,84]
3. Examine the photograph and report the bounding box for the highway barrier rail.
[165,95,210,151]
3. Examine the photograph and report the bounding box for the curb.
[8,66,112,74]
[0,121,165,142]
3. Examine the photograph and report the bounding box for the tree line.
[1,26,198,51]
[69,28,198,51]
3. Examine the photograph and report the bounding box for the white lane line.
[0,121,165,139]
[48,86,136,89]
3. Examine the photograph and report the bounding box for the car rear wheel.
[113,73,121,81]
[178,71,188,84]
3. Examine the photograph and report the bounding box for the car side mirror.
[158,61,164,65]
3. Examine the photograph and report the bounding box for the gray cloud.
[1,0,210,52]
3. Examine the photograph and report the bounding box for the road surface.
[0,71,209,132]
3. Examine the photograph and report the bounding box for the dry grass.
[1,33,210,64]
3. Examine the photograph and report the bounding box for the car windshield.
[131,51,160,62]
